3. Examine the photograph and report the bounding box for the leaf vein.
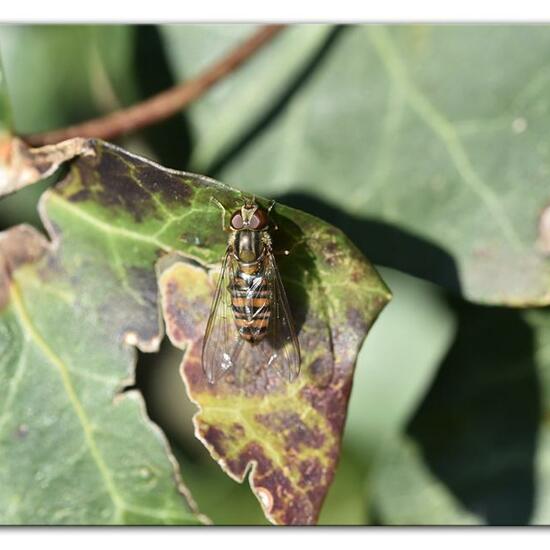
[0,335,30,434]
[368,26,522,249]
[9,280,125,520]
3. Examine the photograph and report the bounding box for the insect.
[201,198,301,384]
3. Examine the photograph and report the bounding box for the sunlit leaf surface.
[0,139,389,524]
[165,25,550,306]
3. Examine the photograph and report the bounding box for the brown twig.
[23,25,286,147]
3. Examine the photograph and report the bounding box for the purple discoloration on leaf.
[299,458,325,489]
[0,225,49,309]
[159,224,390,524]
[1,136,390,525]
[255,412,326,451]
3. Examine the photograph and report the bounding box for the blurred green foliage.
[1,24,550,525]
[0,52,11,137]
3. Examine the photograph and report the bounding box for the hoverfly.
[201,199,301,384]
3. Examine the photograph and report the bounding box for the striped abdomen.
[230,263,271,342]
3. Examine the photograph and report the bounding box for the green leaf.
[0,230,202,524]
[317,450,367,525]
[371,435,483,525]
[168,25,550,305]
[373,298,542,525]
[0,50,11,138]
[0,25,142,230]
[0,139,389,525]
[524,309,550,525]
[0,141,204,524]
[0,25,137,134]
[345,267,456,465]
[160,24,333,169]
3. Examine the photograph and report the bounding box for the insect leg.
[210,196,230,232]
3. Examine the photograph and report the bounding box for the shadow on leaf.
[407,297,540,525]
[210,26,346,176]
[274,191,461,295]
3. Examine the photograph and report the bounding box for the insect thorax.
[229,229,272,343]
[231,229,271,265]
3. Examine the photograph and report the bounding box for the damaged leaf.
[0,140,204,524]
[0,138,389,525]
[0,59,96,198]
[157,215,389,524]
[0,137,94,197]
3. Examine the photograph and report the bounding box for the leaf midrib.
[8,279,199,524]
[9,278,126,522]
[366,26,523,250]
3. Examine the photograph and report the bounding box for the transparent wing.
[201,249,243,383]
[260,250,301,382]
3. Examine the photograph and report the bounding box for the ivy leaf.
[0,139,207,524]
[165,25,550,306]
[371,435,483,525]
[345,268,456,465]
[373,299,545,525]
[158,208,389,524]
[0,227,203,524]
[0,139,389,525]
[160,24,332,169]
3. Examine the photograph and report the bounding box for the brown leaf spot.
[160,261,211,348]
[236,449,321,524]
[226,441,274,479]
[281,498,315,525]
[298,458,324,489]
[202,424,228,456]
[74,149,156,223]
[299,379,352,436]
[346,307,368,336]
[165,284,208,344]
[255,412,325,451]
[182,347,207,391]
[0,225,49,309]
[315,227,351,270]
[67,144,193,224]
[247,460,317,524]
[67,189,92,202]
[309,356,334,383]
[134,164,192,205]
[306,487,327,513]
[201,421,249,461]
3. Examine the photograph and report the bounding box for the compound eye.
[230,211,244,230]
[249,208,269,230]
